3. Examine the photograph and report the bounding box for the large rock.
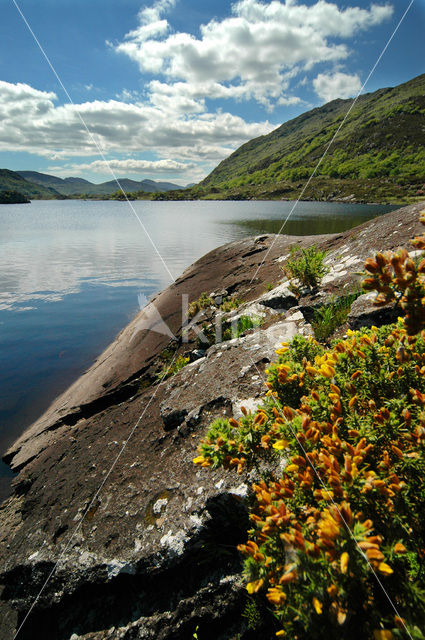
[347,292,398,330]
[257,282,298,310]
[1,202,425,639]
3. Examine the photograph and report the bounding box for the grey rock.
[258,282,298,310]
[347,292,398,330]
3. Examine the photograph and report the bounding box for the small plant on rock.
[223,315,263,340]
[156,354,190,381]
[312,291,362,341]
[284,245,329,291]
[188,292,214,318]
[220,296,242,312]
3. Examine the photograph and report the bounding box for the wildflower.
[340,552,349,574]
[267,586,287,605]
[312,597,323,614]
[273,439,289,450]
[321,364,335,378]
[377,562,393,576]
[318,513,340,540]
[246,578,264,594]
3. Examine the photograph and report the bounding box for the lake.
[0,198,397,499]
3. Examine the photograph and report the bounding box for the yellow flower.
[340,552,349,574]
[377,562,393,576]
[275,631,286,637]
[192,455,205,465]
[373,631,393,640]
[306,365,319,376]
[285,464,299,473]
[267,587,287,606]
[312,597,323,614]
[273,439,289,450]
[318,515,340,540]
[246,578,264,594]
[320,364,335,378]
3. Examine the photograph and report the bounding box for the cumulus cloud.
[115,0,393,110]
[49,158,196,176]
[0,80,273,168]
[313,71,362,102]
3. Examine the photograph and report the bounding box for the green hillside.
[181,73,425,203]
[17,171,182,196]
[0,169,61,199]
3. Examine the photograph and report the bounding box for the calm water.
[0,199,397,498]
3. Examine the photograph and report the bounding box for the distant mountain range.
[16,171,183,196]
[0,169,184,200]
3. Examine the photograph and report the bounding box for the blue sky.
[0,0,423,185]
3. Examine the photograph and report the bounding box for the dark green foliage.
[0,190,30,204]
[284,245,329,291]
[312,292,363,341]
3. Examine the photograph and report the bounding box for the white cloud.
[0,80,274,171]
[49,158,196,176]
[313,71,362,102]
[115,0,393,110]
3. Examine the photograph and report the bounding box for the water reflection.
[230,213,381,236]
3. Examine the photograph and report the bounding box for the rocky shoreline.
[1,202,424,640]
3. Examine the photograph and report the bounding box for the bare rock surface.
[0,202,424,640]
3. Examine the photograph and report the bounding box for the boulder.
[258,282,298,310]
[347,292,398,330]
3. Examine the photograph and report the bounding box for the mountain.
[189,73,425,203]
[0,169,61,199]
[17,171,182,196]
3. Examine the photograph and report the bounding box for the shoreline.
[27,194,421,206]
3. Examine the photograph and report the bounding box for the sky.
[0,0,423,186]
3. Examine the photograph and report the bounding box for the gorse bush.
[194,214,425,639]
[284,245,329,291]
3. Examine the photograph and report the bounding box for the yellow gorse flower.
[312,597,323,615]
[246,578,264,594]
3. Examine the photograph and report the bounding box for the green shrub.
[220,297,242,313]
[188,292,214,318]
[156,354,190,381]
[223,315,263,340]
[284,245,329,291]
[312,292,362,341]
